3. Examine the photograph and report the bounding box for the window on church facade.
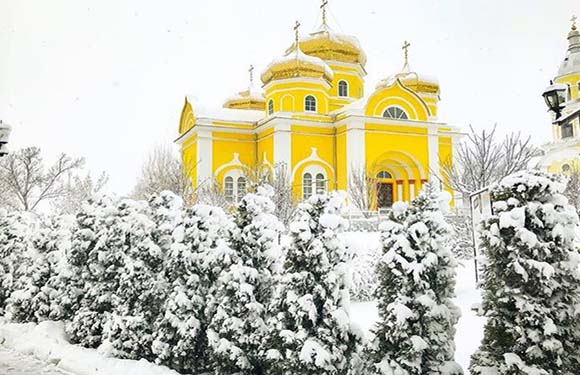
[315,173,326,193]
[237,177,246,202]
[376,171,393,179]
[224,176,234,201]
[303,173,313,199]
[562,164,571,172]
[383,106,409,120]
[562,123,574,139]
[268,99,274,115]
[305,95,317,112]
[338,80,348,97]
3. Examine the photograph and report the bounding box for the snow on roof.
[330,97,367,116]
[377,71,439,89]
[558,28,580,76]
[196,107,264,123]
[263,47,334,81]
[224,83,265,103]
[302,23,364,53]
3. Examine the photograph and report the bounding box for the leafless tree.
[348,164,377,216]
[0,147,84,212]
[441,125,538,196]
[263,163,293,224]
[563,166,580,214]
[195,177,231,210]
[131,144,195,206]
[52,172,109,215]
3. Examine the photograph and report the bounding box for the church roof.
[261,47,334,85]
[285,24,367,67]
[223,83,265,110]
[558,20,580,77]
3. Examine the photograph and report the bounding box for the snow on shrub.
[469,170,580,374]
[365,183,462,375]
[265,191,363,375]
[151,203,235,374]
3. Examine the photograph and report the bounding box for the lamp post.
[0,120,12,157]
[542,80,568,119]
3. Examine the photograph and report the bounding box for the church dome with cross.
[176,1,461,210]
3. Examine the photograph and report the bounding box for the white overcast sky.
[1,0,578,194]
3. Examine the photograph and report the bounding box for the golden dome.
[286,25,367,67]
[261,47,334,86]
[223,84,265,110]
[376,70,440,96]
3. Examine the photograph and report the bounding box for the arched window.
[383,107,409,120]
[303,173,313,199]
[376,171,393,179]
[315,173,326,193]
[562,164,571,172]
[237,177,246,202]
[562,122,574,139]
[567,84,572,101]
[268,99,274,115]
[338,80,348,97]
[224,176,234,202]
[304,95,317,112]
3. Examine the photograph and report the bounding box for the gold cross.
[294,20,301,44]
[248,64,254,84]
[321,0,329,26]
[402,40,411,68]
[572,15,578,30]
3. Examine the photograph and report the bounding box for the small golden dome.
[286,25,367,67]
[376,71,440,96]
[223,84,265,110]
[261,47,334,86]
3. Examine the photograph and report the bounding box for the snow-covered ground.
[0,347,72,375]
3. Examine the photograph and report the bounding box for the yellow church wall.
[256,128,274,170]
[365,81,430,120]
[438,136,455,204]
[327,69,364,99]
[181,134,197,188]
[290,125,335,199]
[555,73,580,100]
[265,81,330,114]
[212,132,256,182]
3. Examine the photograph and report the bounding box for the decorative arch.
[214,152,252,182]
[291,148,335,183]
[369,150,426,181]
[364,79,431,120]
[280,94,295,112]
[179,97,196,134]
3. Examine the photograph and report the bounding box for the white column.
[427,124,440,182]
[345,119,366,186]
[197,129,213,185]
[273,120,292,175]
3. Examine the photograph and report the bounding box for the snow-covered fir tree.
[0,209,38,316]
[102,198,166,361]
[152,204,235,374]
[7,214,75,322]
[265,192,362,375]
[66,196,128,348]
[365,183,462,375]
[470,170,580,375]
[207,185,284,375]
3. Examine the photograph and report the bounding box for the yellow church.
[176,3,462,209]
[537,16,580,173]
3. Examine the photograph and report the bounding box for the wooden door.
[377,183,394,208]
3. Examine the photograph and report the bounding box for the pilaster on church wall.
[427,124,440,182]
[271,118,292,176]
[196,129,213,186]
[343,118,366,188]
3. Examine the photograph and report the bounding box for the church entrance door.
[377,183,394,208]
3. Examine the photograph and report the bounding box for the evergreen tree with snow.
[66,196,129,348]
[7,214,75,322]
[152,204,235,374]
[265,192,362,375]
[207,185,284,375]
[469,170,580,375]
[365,183,462,375]
[0,209,38,316]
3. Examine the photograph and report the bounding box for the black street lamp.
[0,120,12,157]
[542,80,568,119]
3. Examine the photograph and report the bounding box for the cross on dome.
[294,20,301,45]
[248,64,254,84]
[402,40,411,71]
[321,0,329,26]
